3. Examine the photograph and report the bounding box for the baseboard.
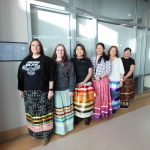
[0,126,28,144]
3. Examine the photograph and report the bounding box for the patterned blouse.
[91,56,112,78]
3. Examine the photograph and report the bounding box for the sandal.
[125,101,129,108]
[41,138,49,146]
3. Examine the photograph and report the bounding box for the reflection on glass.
[75,0,93,13]
[31,7,70,57]
[98,24,118,47]
[137,0,147,26]
[78,19,95,38]
[145,30,150,74]
[136,28,146,76]
[144,75,150,91]
[38,10,69,30]
[98,22,135,55]
[76,16,95,57]
[95,0,136,22]
[31,1,66,11]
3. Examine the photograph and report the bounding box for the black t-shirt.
[71,58,92,83]
[22,56,42,90]
[121,57,135,78]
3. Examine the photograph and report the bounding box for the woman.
[17,39,54,145]
[52,44,76,135]
[71,43,95,125]
[120,47,135,108]
[91,43,112,120]
[108,46,125,113]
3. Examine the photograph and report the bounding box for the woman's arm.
[48,58,55,100]
[120,59,125,87]
[68,61,76,95]
[100,60,112,78]
[48,81,54,100]
[124,65,135,81]
[17,63,24,91]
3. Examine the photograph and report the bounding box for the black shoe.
[74,116,82,125]
[112,110,117,113]
[120,105,128,109]
[85,117,91,126]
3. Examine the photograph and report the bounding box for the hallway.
[0,92,150,150]
[34,105,150,150]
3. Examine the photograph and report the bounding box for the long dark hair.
[21,39,44,64]
[107,46,119,58]
[73,43,87,58]
[29,38,44,56]
[124,47,131,52]
[52,44,68,63]
[96,43,108,62]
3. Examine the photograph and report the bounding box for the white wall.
[0,0,28,42]
[0,62,26,132]
[0,0,28,132]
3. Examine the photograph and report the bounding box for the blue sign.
[0,42,28,61]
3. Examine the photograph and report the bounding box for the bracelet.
[49,89,53,91]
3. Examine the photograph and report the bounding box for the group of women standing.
[17,39,135,146]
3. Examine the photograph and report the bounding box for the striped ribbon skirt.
[73,82,95,118]
[92,77,112,120]
[120,78,135,106]
[24,90,54,139]
[54,90,74,135]
[109,81,120,110]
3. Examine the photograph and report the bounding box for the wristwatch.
[49,89,53,91]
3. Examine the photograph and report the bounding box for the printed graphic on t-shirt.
[22,61,40,76]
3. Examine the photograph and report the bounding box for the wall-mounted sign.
[0,42,28,61]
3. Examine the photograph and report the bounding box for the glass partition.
[75,0,93,13]
[98,21,136,57]
[76,15,95,57]
[95,0,136,23]
[31,6,70,57]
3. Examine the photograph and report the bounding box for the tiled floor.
[0,92,150,150]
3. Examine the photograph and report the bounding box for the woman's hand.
[123,76,127,81]
[77,82,85,87]
[48,91,54,100]
[120,80,123,87]
[19,91,24,98]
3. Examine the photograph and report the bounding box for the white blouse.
[109,58,124,81]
